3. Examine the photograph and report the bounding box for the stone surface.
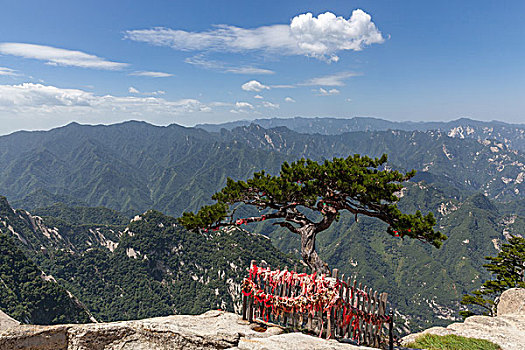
[0,310,19,331]
[401,314,525,350]
[0,311,373,350]
[497,288,525,316]
[235,333,376,350]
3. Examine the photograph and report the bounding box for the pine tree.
[179,154,446,274]
[460,235,525,317]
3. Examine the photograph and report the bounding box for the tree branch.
[273,221,300,234]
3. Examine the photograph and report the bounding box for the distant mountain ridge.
[197,117,525,152]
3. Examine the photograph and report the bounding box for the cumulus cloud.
[285,97,295,103]
[289,11,384,61]
[235,101,254,109]
[262,101,279,109]
[316,88,340,96]
[0,43,128,70]
[0,67,19,76]
[301,71,360,86]
[254,95,263,99]
[128,86,140,94]
[241,80,270,92]
[0,83,208,117]
[129,71,173,77]
[125,9,384,62]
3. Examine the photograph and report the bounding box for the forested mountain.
[0,197,93,324]
[0,197,294,323]
[0,118,524,332]
[0,120,523,215]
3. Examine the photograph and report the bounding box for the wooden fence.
[241,260,393,348]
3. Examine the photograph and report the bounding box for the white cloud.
[235,101,254,109]
[262,101,279,109]
[0,67,19,76]
[0,43,128,70]
[129,71,173,77]
[209,101,233,107]
[316,88,340,96]
[129,86,165,96]
[301,71,360,86]
[289,11,384,61]
[225,67,274,75]
[271,84,295,89]
[241,80,270,92]
[185,55,274,75]
[0,83,208,117]
[125,9,384,62]
[285,97,296,103]
[254,95,264,99]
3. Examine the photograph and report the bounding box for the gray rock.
[0,310,19,331]
[0,311,374,350]
[497,288,525,316]
[236,333,376,350]
[401,314,525,350]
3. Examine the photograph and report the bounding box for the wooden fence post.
[242,290,247,320]
[389,309,394,350]
[247,260,256,323]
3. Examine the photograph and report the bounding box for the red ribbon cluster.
[242,264,390,339]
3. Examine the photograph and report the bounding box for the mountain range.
[1,118,523,215]
[0,116,524,333]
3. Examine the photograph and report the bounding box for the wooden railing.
[241,260,393,348]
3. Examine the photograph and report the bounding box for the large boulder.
[497,288,525,316]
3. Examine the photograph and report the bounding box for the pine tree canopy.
[179,154,446,273]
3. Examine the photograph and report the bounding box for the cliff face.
[401,288,525,350]
[0,310,373,350]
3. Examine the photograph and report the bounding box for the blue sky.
[0,0,524,135]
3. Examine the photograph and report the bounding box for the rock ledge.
[0,310,373,350]
[401,288,525,350]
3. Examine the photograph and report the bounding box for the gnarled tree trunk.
[299,224,330,275]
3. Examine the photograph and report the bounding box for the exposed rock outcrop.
[401,288,525,350]
[497,288,525,316]
[0,310,373,350]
